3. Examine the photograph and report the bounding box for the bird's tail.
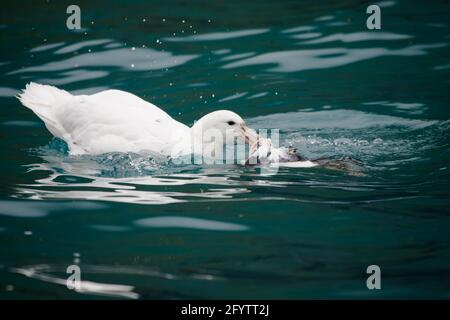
[17,82,71,138]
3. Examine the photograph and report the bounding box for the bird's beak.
[240,124,259,149]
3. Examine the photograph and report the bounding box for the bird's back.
[19,83,189,155]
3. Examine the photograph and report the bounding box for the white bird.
[17,82,259,157]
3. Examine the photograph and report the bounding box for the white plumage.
[18,82,258,157]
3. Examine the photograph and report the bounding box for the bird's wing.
[57,89,189,155]
[19,83,189,155]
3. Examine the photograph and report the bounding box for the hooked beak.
[240,124,259,149]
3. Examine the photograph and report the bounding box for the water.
[1,0,450,299]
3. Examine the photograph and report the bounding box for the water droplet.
[131,47,136,51]
[131,64,135,68]
[142,18,146,22]
[182,20,186,23]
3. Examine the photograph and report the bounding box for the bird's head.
[191,110,259,152]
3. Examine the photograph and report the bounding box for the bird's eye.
[227,121,236,126]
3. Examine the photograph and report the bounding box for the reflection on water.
[9,38,200,86]
[222,44,446,72]
[165,28,269,42]
[10,109,449,207]
[135,216,249,231]
[297,31,411,44]
[12,263,227,299]
[1,0,450,299]
[0,200,105,217]
[13,265,139,299]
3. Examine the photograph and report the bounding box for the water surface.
[1,0,450,299]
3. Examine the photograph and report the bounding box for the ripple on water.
[10,106,449,206]
[164,28,269,42]
[135,216,249,231]
[222,44,446,72]
[9,39,200,85]
[0,200,106,218]
[1,0,449,300]
[11,263,226,299]
[0,87,18,97]
[299,32,412,44]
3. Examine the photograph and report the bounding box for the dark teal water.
[1,0,450,299]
